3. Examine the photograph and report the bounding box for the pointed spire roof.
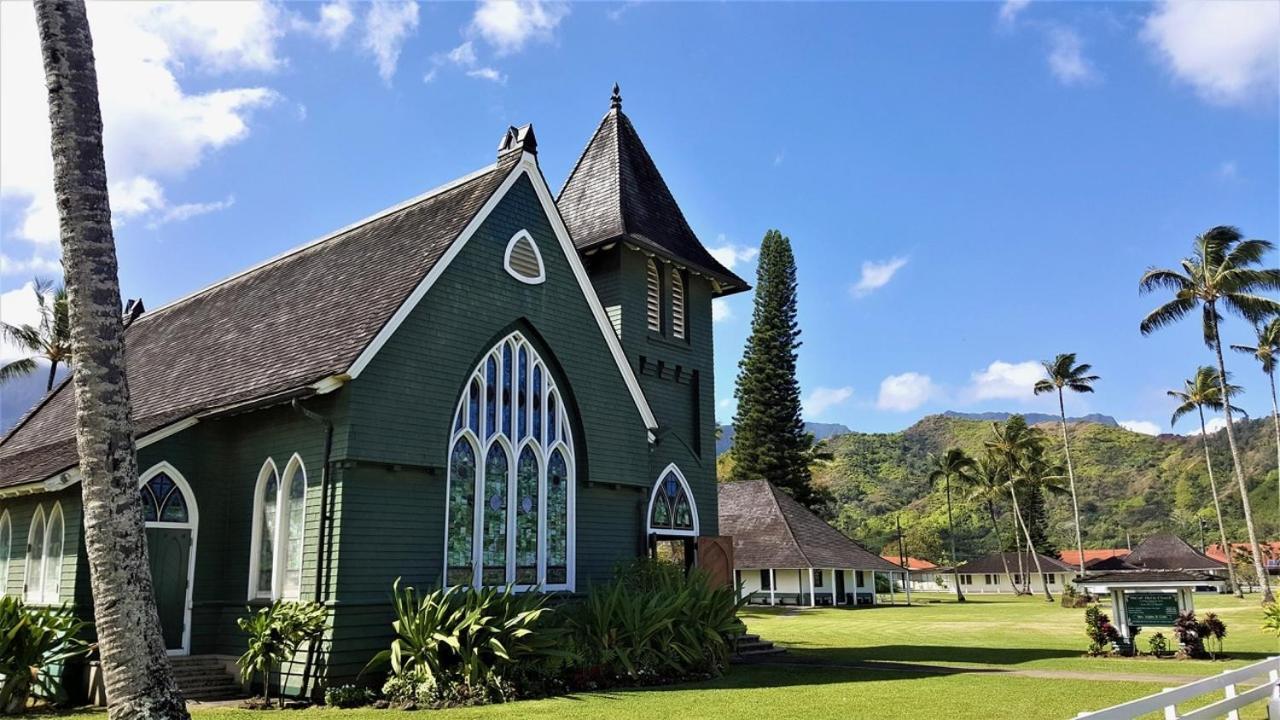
[557,87,748,296]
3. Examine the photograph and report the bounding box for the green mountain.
[813,413,1280,564]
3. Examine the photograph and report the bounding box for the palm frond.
[0,322,42,352]
[1032,379,1055,395]
[1138,268,1192,295]
[0,357,38,383]
[1220,292,1280,325]
[1140,297,1196,335]
[1223,238,1276,270]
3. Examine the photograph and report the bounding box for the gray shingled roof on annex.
[1109,533,1225,571]
[556,87,748,295]
[0,153,520,489]
[718,480,901,572]
[1081,570,1222,584]
[953,552,1075,575]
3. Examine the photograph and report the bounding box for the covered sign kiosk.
[1077,570,1225,640]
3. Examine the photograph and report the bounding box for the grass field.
[52,592,1280,720]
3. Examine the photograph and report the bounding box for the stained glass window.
[24,510,45,603]
[141,472,189,524]
[648,468,697,536]
[0,512,10,598]
[256,470,278,597]
[447,440,476,586]
[446,332,574,589]
[43,507,63,601]
[283,467,306,597]
[468,378,481,435]
[483,443,509,586]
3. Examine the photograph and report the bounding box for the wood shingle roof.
[952,552,1075,575]
[0,154,521,489]
[718,480,900,572]
[557,89,748,296]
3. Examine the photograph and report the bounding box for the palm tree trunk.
[1058,390,1086,577]
[46,357,59,392]
[1268,368,1280,560]
[1010,486,1053,601]
[1209,308,1274,603]
[34,2,188,717]
[987,499,1020,594]
[946,476,965,602]
[1199,405,1240,597]
[1011,513,1027,593]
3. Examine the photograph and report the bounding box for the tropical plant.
[1202,612,1227,658]
[1034,353,1099,576]
[1262,602,1280,637]
[1168,366,1248,597]
[1084,605,1119,656]
[965,454,1022,594]
[1171,610,1226,659]
[928,448,975,602]
[33,2,187,716]
[986,417,1065,601]
[365,579,569,702]
[730,230,818,508]
[236,601,328,707]
[1147,631,1169,657]
[0,279,70,392]
[1232,317,1280,536]
[323,684,376,709]
[0,597,92,714]
[1140,226,1280,603]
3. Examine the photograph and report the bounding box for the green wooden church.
[0,86,747,697]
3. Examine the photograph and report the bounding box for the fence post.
[1224,683,1238,720]
[1164,687,1177,720]
[1270,668,1280,719]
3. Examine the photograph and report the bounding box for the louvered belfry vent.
[671,270,685,339]
[504,230,545,284]
[646,259,661,332]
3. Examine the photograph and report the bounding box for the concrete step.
[735,640,776,653]
[733,646,788,661]
[169,656,244,701]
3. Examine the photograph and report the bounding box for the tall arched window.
[645,259,661,332]
[248,455,307,600]
[445,331,575,590]
[24,503,64,604]
[670,270,686,340]
[0,511,11,597]
[647,465,698,537]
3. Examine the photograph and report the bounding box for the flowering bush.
[1084,606,1119,656]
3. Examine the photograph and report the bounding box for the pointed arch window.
[0,511,9,596]
[248,455,307,600]
[25,503,64,604]
[445,331,575,590]
[671,270,686,340]
[504,230,545,284]
[647,466,698,537]
[646,259,661,333]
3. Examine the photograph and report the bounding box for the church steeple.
[557,87,748,296]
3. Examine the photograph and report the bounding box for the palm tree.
[1140,226,1280,603]
[1033,353,1099,577]
[965,454,1022,594]
[986,417,1062,601]
[0,278,71,391]
[1232,317,1280,535]
[34,1,188,717]
[929,448,975,602]
[1169,367,1248,597]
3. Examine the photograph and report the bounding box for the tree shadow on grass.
[777,644,1082,667]
[563,663,954,700]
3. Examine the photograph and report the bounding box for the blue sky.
[1,1,1277,435]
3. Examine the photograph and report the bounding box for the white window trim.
[0,510,11,597]
[503,229,546,284]
[24,502,64,605]
[248,456,306,602]
[646,463,700,538]
[138,462,199,656]
[280,454,307,600]
[442,331,576,593]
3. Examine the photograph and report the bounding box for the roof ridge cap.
[767,481,814,567]
[133,160,502,324]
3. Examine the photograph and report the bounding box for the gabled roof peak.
[498,124,537,157]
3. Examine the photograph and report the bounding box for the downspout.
[291,398,335,701]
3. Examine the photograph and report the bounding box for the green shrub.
[380,666,436,708]
[1147,632,1169,656]
[236,600,328,707]
[0,597,92,714]
[365,579,570,704]
[323,684,375,708]
[1084,605,1119,656]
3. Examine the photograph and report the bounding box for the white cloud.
[851,257,908,298]
[1047,27,1095,85]
[147,196,235,229]
[310,1,356,47]
[967,360,1043,402]
[999,0,1031,26]
[466,67,508,84]
[805,386,854,418]
[1120,420,1161,436]
[708,241,759,271]
[448,41,479,66]
[0,2,276,245]
[471,0,569,55]
[363,1,420,83]
[0,254,61,277]
[0,281,47,362]
[712,298,733,323]
[1190,417,1229,436]
[877,372,936,412]
[1216,160,1239,181]
[1142,0,1279,106]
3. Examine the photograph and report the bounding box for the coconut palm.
[0,278,71,392]
[965,454,1022,594]
[986,417,1064,601]
[1232,317,1280,535]
[928,448,975,602]
[1140,226,1280,603]
[34,1,188,717]
[1033,353,1099,576]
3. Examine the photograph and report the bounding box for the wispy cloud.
[466,67,507,84]
[877,372,935,412]
[1142,0,1279,106]
[1046,26,1095,85]
[851,257,908,298]
[1216,160,1239,181]
[1189,417,1228,436]
[471,0,569,56]
[999,0,1031,27]
[805,386,854,419]
[0,253,61,277]
[1120,420,1161,436]
[293,0,355,48]
[712,298,733,323]
[708,240,759,271]
[362,1,419,83]
[146,196,235,229]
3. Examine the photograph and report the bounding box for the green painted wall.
[0,486,83,604]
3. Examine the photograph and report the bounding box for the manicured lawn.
[52,592,1280,720]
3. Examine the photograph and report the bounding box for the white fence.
[1075,656,1280,720]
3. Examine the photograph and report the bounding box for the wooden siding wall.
[0,487,83,604]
